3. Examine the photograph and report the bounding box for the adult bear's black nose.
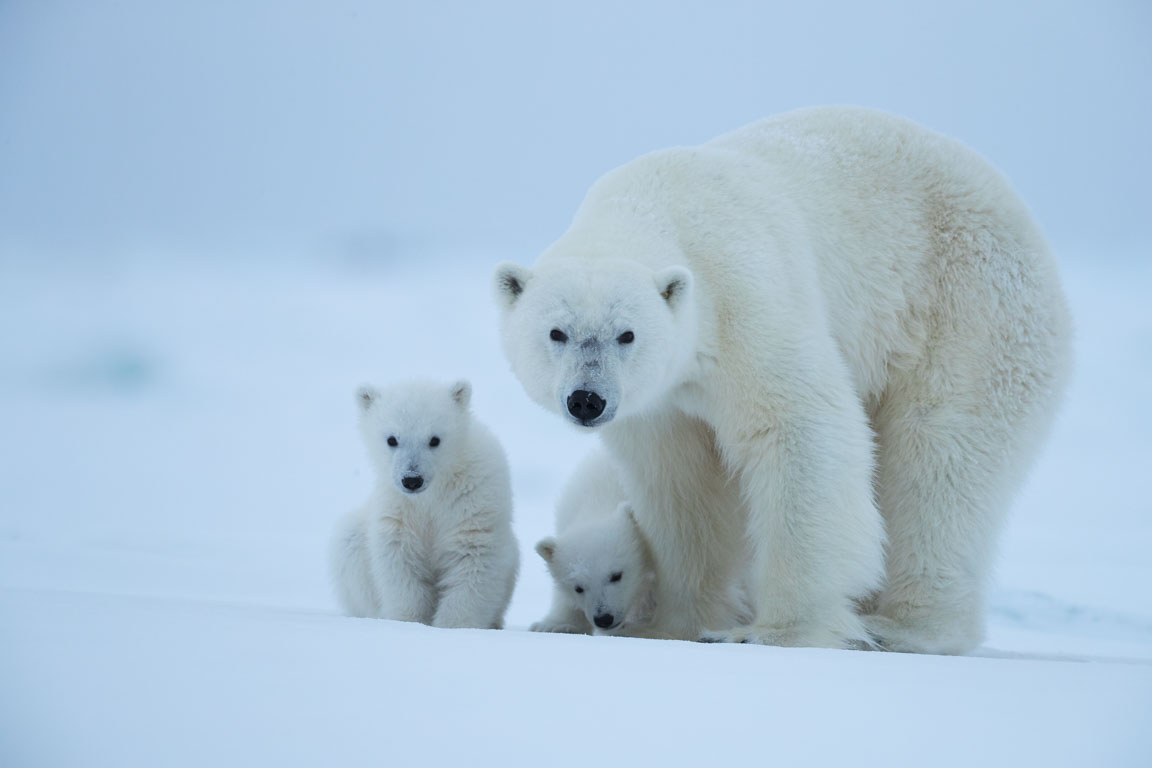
[594,613,616,629]
[567,390,606,422]
[401,475,424,492]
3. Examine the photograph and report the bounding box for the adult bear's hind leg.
[866,238,1071,655]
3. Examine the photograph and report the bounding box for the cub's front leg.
[432,527,519,630]
[367,516,438,624]
[530,585,594,635]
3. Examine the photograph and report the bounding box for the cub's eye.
[429,436,440,448]
[617,331,635,345]
[574,586,584,594]
[386,436,398,447]
[609,571,623,583]
[549,329,568,343]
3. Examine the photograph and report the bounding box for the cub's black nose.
[567,390,606,421]
[594,613,615,629]
[402,475,424,491]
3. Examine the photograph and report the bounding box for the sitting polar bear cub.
[330,379,519,629]
[533,449,751,638]
[495,106,1071,654]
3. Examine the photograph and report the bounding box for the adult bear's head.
[493,258,696,429]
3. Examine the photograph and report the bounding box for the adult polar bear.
[495,107,1071,654]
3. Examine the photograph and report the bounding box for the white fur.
[495,107,1072,653]
[532,449,752,639]
[330,379,520,629]
[533,503,656,637]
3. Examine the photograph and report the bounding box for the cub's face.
[536,505,656,634]
[494,260,694,429]
[356,380,472,496]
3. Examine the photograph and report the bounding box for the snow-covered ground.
[1,250,1150,767]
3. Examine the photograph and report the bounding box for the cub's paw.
[530,620,590,635]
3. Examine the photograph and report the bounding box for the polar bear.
[494,107,1071,654]
[531,450,643,635]
[532,450,750,638]
[533,501,657,637]
[330,379,520,629]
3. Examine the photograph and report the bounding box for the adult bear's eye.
[550,329,568,343]
[617,331,635,344]
[429,436,440,448]
[574,586,584,594]
[609,571,623,582]
[387,436,398,447]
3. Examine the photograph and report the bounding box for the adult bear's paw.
[699,623,866,649]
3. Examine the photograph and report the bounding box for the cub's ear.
[535,537,558,563]
[355,385,380,411]
[493,262,533,309]
[654,266,692,311]
[450,379,472,410]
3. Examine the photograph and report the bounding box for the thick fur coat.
[495,107,1071,653]
[331,380,519,629]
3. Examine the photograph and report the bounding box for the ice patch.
[40,341,159,393]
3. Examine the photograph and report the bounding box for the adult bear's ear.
[493,262,533,309]
[654,266,692,311]
[355,385,380,411]
[535,537,557,563]
[450,379,472,410]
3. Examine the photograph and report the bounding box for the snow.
[2,254,1150,767]
[2,591,1148,768]
[2,1,1151,766]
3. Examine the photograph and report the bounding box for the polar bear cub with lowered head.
[330,379,519,629]
[532,450,656,636]
[534,503,656,636]
[532,449,751,638]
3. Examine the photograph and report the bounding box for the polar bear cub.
[330,379,519,629]
[532,450,752,638]
[531,451,657,636]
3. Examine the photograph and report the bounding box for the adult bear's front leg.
[702,361,885,649]
[601,408,750,641]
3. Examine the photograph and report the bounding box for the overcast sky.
[0,1,1148,261]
